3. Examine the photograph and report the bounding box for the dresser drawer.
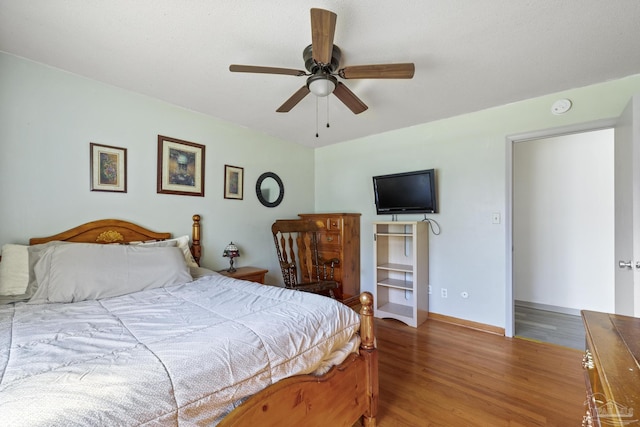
[326,217,343,230]
[317,249,341,262]
[300,215,343,231]
[318,231,342,246]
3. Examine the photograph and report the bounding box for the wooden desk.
[581,310,640,426]
[218,266,268,284]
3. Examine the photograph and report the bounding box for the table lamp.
[222,242,240,272]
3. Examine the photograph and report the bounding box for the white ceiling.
[1,1,639,147]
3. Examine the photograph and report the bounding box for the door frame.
[613,96,640,316]
[504,118,616,337]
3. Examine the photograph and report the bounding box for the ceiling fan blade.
[229,65,306,76]
[310,8,337,65]
[338,63,415,79]
[333,82,368,114]
[276,86,311,112]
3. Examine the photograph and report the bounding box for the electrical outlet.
[441,288,448,298]
[428,285,432,294]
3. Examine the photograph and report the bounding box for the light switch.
[492,212,501,224]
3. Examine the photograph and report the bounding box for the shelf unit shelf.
[376,277,413,290]
[374,221,428,327]
[377,302,413,319]
[376,262,413,272]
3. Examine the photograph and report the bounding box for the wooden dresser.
[298,213,361,306]
[581,310,640,427]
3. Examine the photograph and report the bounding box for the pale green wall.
[315,74,640,328]
[0,52,315,282]
[3,50,640,329]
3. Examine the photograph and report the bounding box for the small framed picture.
[224,165,244,200]
[157,135,205,197]
[90,143,127,193]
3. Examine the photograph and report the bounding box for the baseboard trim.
[514,300,581,316]
[428,312,505,336]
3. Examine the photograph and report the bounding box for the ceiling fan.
[229,8,415,115]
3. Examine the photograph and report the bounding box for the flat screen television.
[372,169,438,215]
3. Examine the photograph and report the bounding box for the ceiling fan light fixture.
[307,74,337,97]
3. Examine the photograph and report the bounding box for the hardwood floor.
[373,317,585,426]
[515,305,585,350]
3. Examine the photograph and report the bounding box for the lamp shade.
[223,242,240,258]
[307,74,337,97]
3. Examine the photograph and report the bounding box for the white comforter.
[0,273,360,426]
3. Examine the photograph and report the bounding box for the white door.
[614,95,640,316]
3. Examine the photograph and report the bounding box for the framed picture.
[157,135,205,197]
[90,143,127,193]
[224,165,244,200]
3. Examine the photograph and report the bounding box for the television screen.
[373,169,437,214]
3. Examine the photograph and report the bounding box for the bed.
[0,215,378,426]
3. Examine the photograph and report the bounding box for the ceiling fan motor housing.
[303,44,341,74]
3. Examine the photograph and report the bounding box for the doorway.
[512,129,614,348]
[504,120,617,338]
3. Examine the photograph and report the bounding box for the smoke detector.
[551,99,572,115]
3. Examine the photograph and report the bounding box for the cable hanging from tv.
[421,216,441,235]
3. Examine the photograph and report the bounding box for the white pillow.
[190,266,217,279]
[0,241,72,304]
[29,243,192,304]
[136,235,198,268]
[0,244,29,295]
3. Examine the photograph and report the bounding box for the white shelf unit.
[373,221,428,327]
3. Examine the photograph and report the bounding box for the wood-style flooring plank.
[515,305,585,350]
[373,317,585,426]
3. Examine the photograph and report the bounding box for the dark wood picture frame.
[224,165,244,200]
[157,135,205,197]
[90,143,127,193]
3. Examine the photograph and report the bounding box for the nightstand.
[217,266,268,284]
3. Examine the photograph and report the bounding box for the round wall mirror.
[256,172,284,208]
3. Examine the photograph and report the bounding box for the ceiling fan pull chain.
[326,95,330,128]
[315,96,319,137]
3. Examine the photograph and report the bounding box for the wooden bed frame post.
[191,214,201,264]
[360,292,378,427]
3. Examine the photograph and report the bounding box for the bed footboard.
[218,292,378,427]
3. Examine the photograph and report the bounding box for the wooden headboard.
[29,214,202,264]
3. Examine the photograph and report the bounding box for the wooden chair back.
[271,220,339,295]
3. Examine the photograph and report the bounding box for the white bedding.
[0,272,361,426]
